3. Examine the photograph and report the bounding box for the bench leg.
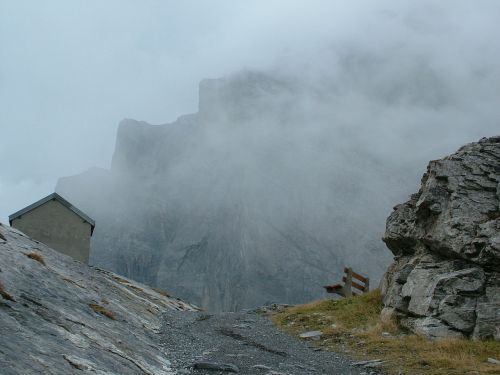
[344,267,353,298]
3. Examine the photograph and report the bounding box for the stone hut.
[9,193,95,263]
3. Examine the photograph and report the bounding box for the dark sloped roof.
[9,193,95,235]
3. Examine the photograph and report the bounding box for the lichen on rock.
[381,136,500,340]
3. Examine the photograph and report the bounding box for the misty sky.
[1,0,500,223]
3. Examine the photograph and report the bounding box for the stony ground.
[160,308,379,375]
[1,223,382,374]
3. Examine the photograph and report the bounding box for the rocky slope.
[381,136,500,340]
[56,71,418,311]
[0,223,198,375]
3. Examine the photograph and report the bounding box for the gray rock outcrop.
[0,223,198,374]
[381,136,500,340]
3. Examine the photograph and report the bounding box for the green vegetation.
[273,290,500,375]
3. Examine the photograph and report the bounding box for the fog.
[1,0,500,226]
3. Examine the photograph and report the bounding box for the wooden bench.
[323,267,370,298]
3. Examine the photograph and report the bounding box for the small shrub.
[89,303,116,320]
[26,252,46,266]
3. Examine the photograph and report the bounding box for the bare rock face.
[0,223,198,374]
[56,72,398,312]
[381,136,500,340]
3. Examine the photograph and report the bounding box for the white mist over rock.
[56,57,498,311]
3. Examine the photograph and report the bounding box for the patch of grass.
[112,275,128,283]
[125,284,144,293]
[273,290,500,375]
[25,252,46,266]
[89,303,116,320]
[0,281,15,302]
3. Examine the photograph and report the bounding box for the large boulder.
[381,136,500,340]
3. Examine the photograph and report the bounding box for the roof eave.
[8,193,96,236]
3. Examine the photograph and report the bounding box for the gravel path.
[160,309,381,375]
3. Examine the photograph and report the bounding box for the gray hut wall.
[11,200,91,263]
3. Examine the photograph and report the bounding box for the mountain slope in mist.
[57,67,495,311]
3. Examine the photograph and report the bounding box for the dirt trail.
[160,309,381,375]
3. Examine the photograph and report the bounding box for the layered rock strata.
[0,223,198,374]
[381,136,500,340]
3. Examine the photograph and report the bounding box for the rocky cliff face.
[0,223,198,374]
[381,136,500,340]
[56,72,408,311]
